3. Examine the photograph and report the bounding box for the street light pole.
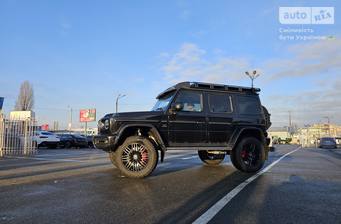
[67,105,73,133]
[323,116,331,136]
[245,70,260,88]
[115,94,126,113]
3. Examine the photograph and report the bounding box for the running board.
[166,146,231,151]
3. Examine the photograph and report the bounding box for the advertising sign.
[41,124,49,131]
[80,109,96,122]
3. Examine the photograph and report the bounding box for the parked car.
[319,137,337,149]
[80,135,95,148]
[94,81,272,178]
[86,135,94,148]
[59,134,88,148]
[33,131,60,149]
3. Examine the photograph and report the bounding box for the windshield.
[151,91,175,111]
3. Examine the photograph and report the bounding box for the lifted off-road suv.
[94,82,272,178]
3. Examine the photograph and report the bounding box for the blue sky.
[1,0,340,128]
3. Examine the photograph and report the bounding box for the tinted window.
[237,96,261,114]
[209,93,232,113]
[174,90,203,112]
[41,132,53,135]
[321,138,335,143]
[61,134,72,139]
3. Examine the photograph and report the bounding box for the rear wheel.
[198,150,225,166]
[230,149,241,170]
[115,136,158,178]
[231,137,265,173]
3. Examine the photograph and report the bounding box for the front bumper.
[320,144,337,149]
[93,135,117,151]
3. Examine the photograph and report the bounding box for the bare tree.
[14,81,34,111]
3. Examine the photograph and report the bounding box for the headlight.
[104,119,110,129]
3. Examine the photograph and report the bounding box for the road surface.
[0,145,340,224]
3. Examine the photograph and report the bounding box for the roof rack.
[156,81,260,99]
[184,82,260,93]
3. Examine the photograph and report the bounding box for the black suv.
[94,82,271,178]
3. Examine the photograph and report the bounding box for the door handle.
[161,123,167,128]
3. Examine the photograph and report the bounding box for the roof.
[157,81,260,99]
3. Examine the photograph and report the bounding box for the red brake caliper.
[241,150,247,159]
[141,150,148,164]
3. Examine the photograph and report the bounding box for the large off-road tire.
[109,151,117,167]
[115,136,158,178]
[262,106,272,130]
[231,137,265,173]
[230,149,241,170]
[198,150,225,166]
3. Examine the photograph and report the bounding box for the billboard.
[10,111,35,120]
[80,109,96,122]
[41,124,49,131]
[0,97,4,110]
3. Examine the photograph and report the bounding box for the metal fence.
[0,117,37,157]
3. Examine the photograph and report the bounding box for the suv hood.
[108,111,163,121]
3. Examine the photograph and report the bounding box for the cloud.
[267,78,341,125]
[161,43,250,83]
[265,39,341,80]
[160,41,341,126]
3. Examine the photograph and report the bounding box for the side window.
[208,93,232,113]
[237,96,261,114]
[174,90,203,112]
[42,132,52,135]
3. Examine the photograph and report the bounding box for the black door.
[168,90,206,146]
[206,92,234,146]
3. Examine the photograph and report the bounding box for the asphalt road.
[0,145,340,224]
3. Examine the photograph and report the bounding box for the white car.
[32,131,60,149]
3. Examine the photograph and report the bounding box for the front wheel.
[115,136,158,178]
[231,137,265,173]
[109,151,117,167]
[198,150,225,166]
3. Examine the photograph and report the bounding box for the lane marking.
[192,146,301,224]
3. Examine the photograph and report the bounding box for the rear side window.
[208,93,232,113]
[237,96,261,114]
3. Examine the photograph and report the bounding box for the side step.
[166,146,231,151]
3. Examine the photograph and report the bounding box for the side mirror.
[174,103,183,111]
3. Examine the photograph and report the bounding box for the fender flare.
[115,123,166,151]
[228,126,266,149]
